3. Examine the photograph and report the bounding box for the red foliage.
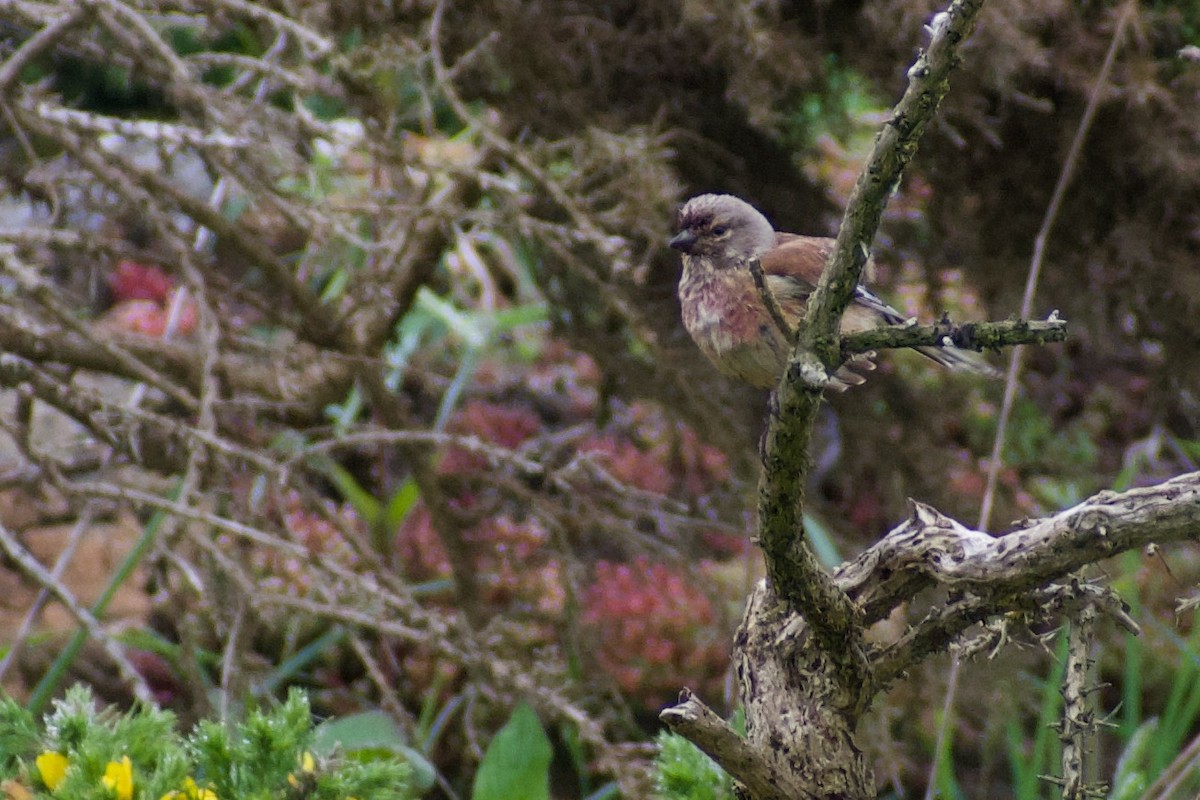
[128,649,182,707]
[102,261,200,337]
[466,515,564,615]
[395,506,453,583]
[699,529,747,557]
[390,383,737,710]
[439,400,542,475]
[580,405,729,497]
[240,491,362,595]
[673,424,730,496]
[396,506,565,617]
[525,343,601,418]
[101,287,199,338]
[103,300,170,336]
[580,557,729,711]
[109,260,174,303]
[580,433,673,494]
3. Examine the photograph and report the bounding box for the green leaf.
[802,512,842,568]
[433,346,480,431]
[384,478,420,533]
[1108,770,1149,800]
[490,303,548,331]
[320,266,351,303]
[313,711,408,754]
[323,461,382,523]
[312,711,436,791]
[472,703,551,800]
[257,626,348,696]
[653,729,734,800]
[416,288,485,348]
[222,194,250,222]
[327,384,365,433]
[583,784,619,800]
[1109,718,1157,800]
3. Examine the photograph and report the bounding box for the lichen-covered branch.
[870,581,1135,688]
[801,0,987,350]
[1060,602,1100,800]
[840,472,1200,625]
[752,0,988,721]
[841,315,1067,358]
[838,472,1198,693]
[672,471,1196,798]
[660,690,806,800]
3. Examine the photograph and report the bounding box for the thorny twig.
[929,4,1140,791]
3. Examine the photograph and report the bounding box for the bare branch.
[752,0,988,707]
[0,519,155,704]
[841,473,1200,626]
[1060,601,1101,800]
[661,690,807,800]
[841,315,1067,358]
[872,581,1135,687]
[802,1,986,348]
[0,248,199,411]
[0,6,87,93]
[0,308,352,417]
[748,257,793,342]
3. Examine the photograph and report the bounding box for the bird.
[669,193,997,390]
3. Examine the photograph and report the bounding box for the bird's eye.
[712,225,729,237]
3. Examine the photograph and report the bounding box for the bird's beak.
[669,230,697,253]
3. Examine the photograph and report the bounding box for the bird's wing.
[766,232,999,377]
[763,233,907,324]
[850,285,906,326]
[760,233,831,292]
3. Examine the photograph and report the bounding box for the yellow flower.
[183,777,217,800]
[101,756,133,800]
[34,752,68,791]
[287,751,316,789]
[160,776,217,800]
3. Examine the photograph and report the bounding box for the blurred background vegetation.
[0,0,1198,798]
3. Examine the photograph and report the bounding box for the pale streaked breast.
[678,260,790,388]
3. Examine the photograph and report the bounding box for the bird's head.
[669,194,776,264]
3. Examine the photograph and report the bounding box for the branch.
[660,690,806,800]
[843,473,1200,617]
[0,307,351,418]
[841,314,1067,358]
[871,581,1135,687]
[0,248,198,411]
[748,258,793,341]
[0,519,155,704]
[803,1,986,349]
[1060,602,1102,800]
[754,0,988,700]
[12,107,343,349]
[0,8,87,93]
[0,353,276,475]
[833,472,1200,690]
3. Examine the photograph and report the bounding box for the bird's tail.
[916,345,1002,378]
[828,351,878,392]
[853,286,1002,379]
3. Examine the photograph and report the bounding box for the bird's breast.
[678,262,748,346]
[677,258,789,387]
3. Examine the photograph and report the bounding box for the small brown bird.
[670,193,996,389]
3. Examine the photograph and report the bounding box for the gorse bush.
[0,686,412,800]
